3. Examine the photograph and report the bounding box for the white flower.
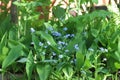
[103,58,107,61]
[39,42,43,46]
[65,49,69,53]
[70,60,74,63]
[99,47,104,52]
[52,52,56,56]
[47,41,51,45]
[88,48,94,52]
[104,49,108,52]
[58,46,62,49]
[31,42,34,45]
[99,47,108,53]
[30,28,35,33]
[59,54,63,59]
[44,46,48,48]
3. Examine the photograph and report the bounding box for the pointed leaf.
[26,51,34,80]
[62,64,73,78]
[36,64,52,80]
[2,45,22,69]
[76,51,84,70]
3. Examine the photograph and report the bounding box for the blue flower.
[52,52,56,56]
[47,26,53,31]
[52,31,61,37]
[64,34,70,38]
[74,44,79,50]
[71,34,75,37]
[99,47,108,53]
[39,42,43,46]
[58,41,65,45]
[63,27,68,31]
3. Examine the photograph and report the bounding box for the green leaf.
[52,6,65,19]
[62,64,73,79]
[114,62,120,69]
[84,58,93,69]
[2,45,23,69]
[111,30,120,43]
[66,34,82,53]
[76,51,84,70]
[36,31,56,46]
[114,51,120,62]
[92,0,98,4]
[36,64,52,80]
[26,51,34,80]
[32,34,39,49]
[91,29,99,37]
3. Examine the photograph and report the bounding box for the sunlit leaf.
[26,51,34,80]
[36,64,52,80]
[76,51,84,70]
[114,62,120,69]
[62,64,73,79]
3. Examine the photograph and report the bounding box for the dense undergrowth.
[0,0,120,80]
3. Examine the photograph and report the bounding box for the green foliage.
[2,45,23,69]
[36,64,52,80]
[1,0,120,80]
[26,51,34,80]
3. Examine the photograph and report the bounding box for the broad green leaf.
[2,46,9,55]
[83,58,92,69]
[114,62,120,69]
[36,64,52,80]
[26,51,34,80]
[114,51,120,62]
[36,31,56,46]
[8,40,29,54]
[0,32,7,46]
[62,64,73,79]
[52,6,65,19]
[76,51,84,70]
[9,28,17,40]
[0,32,8,54]
[2,45,23,69]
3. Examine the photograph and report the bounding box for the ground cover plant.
[0,0,120,80]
